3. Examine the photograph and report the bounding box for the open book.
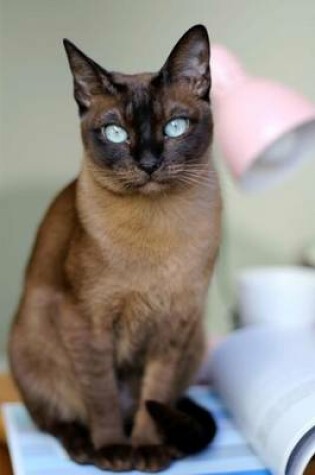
[2,326,315,475]
[210,326,315,475]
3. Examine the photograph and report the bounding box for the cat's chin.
[137,181,168,195]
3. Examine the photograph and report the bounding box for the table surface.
[0,373,20,475]
[1,373,315,475]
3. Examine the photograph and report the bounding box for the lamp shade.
[211,46,315,191]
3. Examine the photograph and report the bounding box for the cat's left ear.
[63,39,116,114]
[158,25,211,100]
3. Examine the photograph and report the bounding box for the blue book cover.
[2,386,270,475]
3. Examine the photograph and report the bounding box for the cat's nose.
[137,155,161,175]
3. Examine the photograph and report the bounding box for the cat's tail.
[146,396,217,455]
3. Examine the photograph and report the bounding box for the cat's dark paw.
[133,445,174,472]
[93,444,133,471]
[55,421,93,465]
[67,444,93,465]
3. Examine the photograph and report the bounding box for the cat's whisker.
[170,163,215,170]
[185,178,218,187]
[86,166,113,176]
[185,172,218,179]
[184,172,217,176]
[176,177,192,189]
[176,175,205,187]
[168,166,217,177]
[181,174,217,187]
[183,173,217,183]
[166,168,217,183]
[183,166,213,171]
[86,166,142,182]
[177,177,213,190]
[170,161,209,166]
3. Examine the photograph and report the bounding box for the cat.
[9,24,221,472]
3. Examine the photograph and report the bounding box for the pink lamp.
[211,46,315,191]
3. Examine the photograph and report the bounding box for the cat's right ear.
[63,39,115,115]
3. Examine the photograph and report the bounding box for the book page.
[210,326,315,475]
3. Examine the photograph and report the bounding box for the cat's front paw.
[55,421,94,465]
[93,444,134,471]
[133,445,174,472]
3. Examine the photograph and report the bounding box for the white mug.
[237,266,315,328]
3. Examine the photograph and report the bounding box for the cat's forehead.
[109,71,201,109]
[86,72,200,129]
[111,71,158,117]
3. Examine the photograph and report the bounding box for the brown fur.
[9,25,221,472]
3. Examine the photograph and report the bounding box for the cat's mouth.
[125,167,188,195]
[132,175,169,194]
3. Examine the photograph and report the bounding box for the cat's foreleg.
[131,350,184,472]
[59,295,134,470]
[131,318,205,471]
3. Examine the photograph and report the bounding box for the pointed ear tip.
[63,38,79,54]
[197,25,210,43]
[189,24,208,36]
[192,24,207,31]
[184,24,210,48]
[63,38,72,51]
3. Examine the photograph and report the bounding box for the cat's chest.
[74,224,214,367]
[76,203,215,311]
[84,242,201,306]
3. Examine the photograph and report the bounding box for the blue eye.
[102,124,128,143]
[164,118,189,138]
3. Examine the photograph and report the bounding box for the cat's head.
[64,25,213,195]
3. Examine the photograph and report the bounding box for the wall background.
[1,0,315,367]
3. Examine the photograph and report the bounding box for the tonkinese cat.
[9,25,221,472]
